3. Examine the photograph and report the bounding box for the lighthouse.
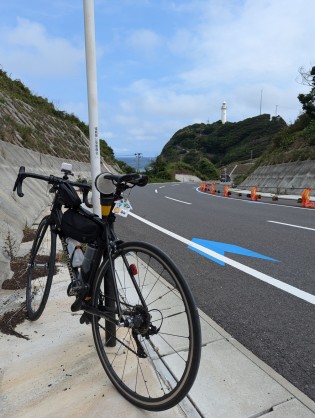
[221,101,227,124]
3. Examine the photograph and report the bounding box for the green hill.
[146,66,315,183]
[145,114,286,182]
[161,114,286,166]
[255,113,315,166]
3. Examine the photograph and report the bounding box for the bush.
[303,121,315,145]
[16,124,33,141]
[197,158,219,179]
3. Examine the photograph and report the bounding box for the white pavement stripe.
[268,220,315,231]
[130,212,315,305]
[165,196,192,205]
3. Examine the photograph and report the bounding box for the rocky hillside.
[0,69,117,167]
[0,69,120,291]
[0,90,90,162]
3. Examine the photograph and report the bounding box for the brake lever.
[13,166,26,197]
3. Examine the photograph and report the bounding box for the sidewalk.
[1,249,315,417]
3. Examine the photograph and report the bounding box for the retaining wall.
[240,161,315,194]
[0,140,115,285]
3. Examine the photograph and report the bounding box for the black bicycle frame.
[80,220,148,329]
[48,188,148,331]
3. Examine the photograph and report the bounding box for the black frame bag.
[61,209,102,243]
[58,183,81,208]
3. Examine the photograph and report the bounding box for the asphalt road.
[114,181,315,402]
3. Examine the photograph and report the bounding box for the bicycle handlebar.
[120,173,148,187]
[13,166,91,199]
[13,167,148,208]
[101,172,148,187]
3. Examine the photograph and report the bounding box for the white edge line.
[129,212,315,305]
[165,196,192,205]
[268,220,315,231]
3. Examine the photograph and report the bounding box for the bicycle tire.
[91,241,201,411]
[26,215,56,320]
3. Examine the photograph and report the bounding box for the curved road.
[114,181,315,401]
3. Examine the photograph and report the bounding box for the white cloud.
[161,0,315,124]
[0,18,84,77]
[176,0,315,83]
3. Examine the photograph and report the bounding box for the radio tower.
[221,101,227,124]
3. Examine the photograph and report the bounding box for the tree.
[298,66,315,120]
[99,139,114,160]
[197,158,219,180]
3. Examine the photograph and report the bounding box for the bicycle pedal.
[71,297,83,312]
[67,280,88,297]
[79,312,92,325]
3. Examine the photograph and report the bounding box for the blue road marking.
[188,239,279,266]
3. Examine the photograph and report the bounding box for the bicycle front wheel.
[91,241,201,411]
[26,215,56,320]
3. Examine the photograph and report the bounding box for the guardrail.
[239,185,314,196]
[199,182,315,208]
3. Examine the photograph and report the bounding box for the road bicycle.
[13,163,201,411]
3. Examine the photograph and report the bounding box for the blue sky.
[0,0,314,157]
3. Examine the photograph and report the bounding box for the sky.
[0,0,314,158]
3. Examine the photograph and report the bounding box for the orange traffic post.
[210,183,216,194]
[251,186,259,201]
[200,182,205,192]
[301,188,315,208]
[224,185,230,197]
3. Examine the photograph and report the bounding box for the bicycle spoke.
[92,242,201,410]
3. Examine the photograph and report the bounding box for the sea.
[116,156,155,172]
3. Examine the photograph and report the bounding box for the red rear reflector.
[129,264,138,275]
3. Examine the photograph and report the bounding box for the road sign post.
[83,0,101,216]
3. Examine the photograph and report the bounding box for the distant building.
[221,101,227,124]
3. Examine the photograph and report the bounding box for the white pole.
[83,0,101,216]
[221,101,227,124]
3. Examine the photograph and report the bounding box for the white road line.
[268,220,315,231]
[165,196,192,205]
[130,212,315,305]
[155,186,166,193]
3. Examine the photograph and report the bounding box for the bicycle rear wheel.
[26,215,56,320]
[91,241,201,411]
